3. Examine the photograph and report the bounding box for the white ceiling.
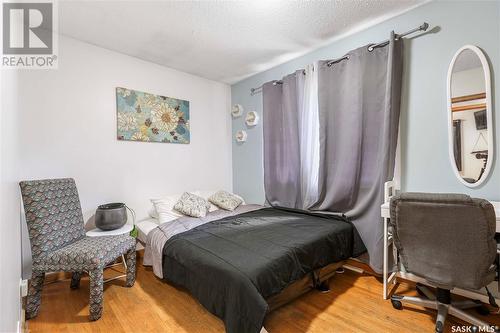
[59,0,429,84]
[453,49,483,72]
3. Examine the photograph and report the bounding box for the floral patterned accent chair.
[20,178,137,321]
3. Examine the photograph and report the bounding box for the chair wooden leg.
[70,272,82,289]
[125,249,136,287]
[89,268,103,321]
[26,272,45,319]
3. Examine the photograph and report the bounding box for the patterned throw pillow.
[209,190,243,211]
[173,192,211,218]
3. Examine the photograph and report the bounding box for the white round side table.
[86,224,134,283]
[86,223,133,237]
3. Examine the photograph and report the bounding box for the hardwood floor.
[28,253,500,333]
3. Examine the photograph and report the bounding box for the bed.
[140,203,365,333]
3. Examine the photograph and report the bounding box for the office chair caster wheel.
[391,299,403,310]
[475,304,490,316]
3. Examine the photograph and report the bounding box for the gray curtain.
[263,71,305,208]
[314,33,403,273]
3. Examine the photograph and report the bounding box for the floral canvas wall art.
[116,87,190,143]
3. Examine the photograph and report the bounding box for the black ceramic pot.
[95,202,127,231]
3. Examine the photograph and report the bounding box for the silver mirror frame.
[446,45,493,188]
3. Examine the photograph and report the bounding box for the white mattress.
[136,218,159,243]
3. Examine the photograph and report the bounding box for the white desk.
[380,187,500,304]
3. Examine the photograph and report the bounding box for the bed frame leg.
[316,280,330,293]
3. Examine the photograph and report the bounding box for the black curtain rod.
[250,22,429,95]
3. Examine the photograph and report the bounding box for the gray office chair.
[389,192,497,333]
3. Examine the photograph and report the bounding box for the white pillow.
[151,194,184,224]
[148,206,159,219]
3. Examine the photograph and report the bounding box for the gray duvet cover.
[143,204,262,278]
[162,207,365,333]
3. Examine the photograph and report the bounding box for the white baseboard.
[18,279,27,333]
[20,279,28,298]
[343,264,364,274]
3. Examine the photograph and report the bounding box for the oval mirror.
[447,45,493,187]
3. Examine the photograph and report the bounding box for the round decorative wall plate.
[245,111,259,126]
[235,130,247,142]
[231,104,243,117]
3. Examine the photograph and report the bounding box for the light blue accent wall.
[231,0,500,204]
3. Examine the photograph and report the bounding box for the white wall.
[0,35,232,331]
[17,36,232,221]
[1,71,22,333]
[451,67,485,97]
